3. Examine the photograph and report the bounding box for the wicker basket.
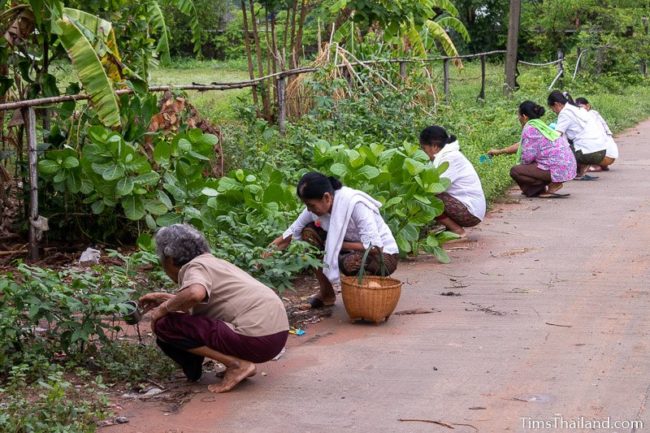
[341,274,402,324]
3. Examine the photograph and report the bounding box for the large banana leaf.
[436,16,470,43]
[147,0,171,64]
[62,8,124,82]
[431,0,459,18]
[422,19,461,59]
[57,16,121,128]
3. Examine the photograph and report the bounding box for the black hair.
[574,97,589,106]
[547,90,576,107]
[519,100,545,119]
[419,125,457,148]
[296,171,343,200]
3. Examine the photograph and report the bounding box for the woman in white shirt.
[268,172,399,309]
[547,91,607,179]
[575,97,618,172]
[419,126,486,239]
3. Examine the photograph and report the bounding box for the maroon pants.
[155,313,288,381]
[510,163,552,197]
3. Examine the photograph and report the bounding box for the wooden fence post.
[277,75,287,135]
[443,58,450,103]
[399,61,407,81]
[23,107,39,260]
[478,55,486,101]
[643,17,648,77]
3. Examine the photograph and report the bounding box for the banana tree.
[329,0,470,59]
[1,0,201,128]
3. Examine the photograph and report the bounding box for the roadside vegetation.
[1,0,650,431]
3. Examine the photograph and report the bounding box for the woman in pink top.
[510,101,577,198]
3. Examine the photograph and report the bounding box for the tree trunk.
[289,0,299,67]
[249,0,271,119]
[240,0,259,108]
[292,0,308,68]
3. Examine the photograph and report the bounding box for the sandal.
[538,192,570,199]
[574,174,599,181]
[300,295,335,310]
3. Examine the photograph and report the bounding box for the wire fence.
[0,46,642,258]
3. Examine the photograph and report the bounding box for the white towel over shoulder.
[323,187,382,284]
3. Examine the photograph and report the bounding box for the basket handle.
[356,244,387,285]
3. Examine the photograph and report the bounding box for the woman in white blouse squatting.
[419,126,486,240]
[547,91,608,180]
[267,172,399,309]
[575,96,618,172]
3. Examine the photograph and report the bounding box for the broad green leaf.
[398,223,419,242]
[38,159,60,175]
[413,194,431,205]
[157,190,173,209]
[115,177,134,196]
[101,163,125,181]
[57,17,121,128]
[201,187,219,197]
[403,158,425,176]
[62,156,79,169]
[432,246,450,264]
[137,233,154,249]
[122,195,145,220]
[218,177,241,193]
[396,235,412,253]
[178,138,192,152]
[144,199,168,216]
[330,163,347,177]
[133,171,160,186]
[145,214,157,230]
[153,141,172,163]
[384,196,403,207]
[91,200,105,214]
[156,213,183,226]
[357,165,380,179]
[163,183,187,200]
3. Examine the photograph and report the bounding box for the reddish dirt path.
[104,120,650,433]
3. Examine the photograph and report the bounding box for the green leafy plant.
[0,363,110,433]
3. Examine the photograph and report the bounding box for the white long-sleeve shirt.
[590,109,618,159]
[283,203,399,253]
[555,104,607,154]
[432,141,486,220]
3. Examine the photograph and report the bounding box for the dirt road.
[106,120,650,433]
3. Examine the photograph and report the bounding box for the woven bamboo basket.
[340,275,402,324]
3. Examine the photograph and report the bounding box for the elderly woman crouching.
[139,224,289,393]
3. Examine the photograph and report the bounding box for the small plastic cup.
[122,300,142,325]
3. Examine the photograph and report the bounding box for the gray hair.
[155,224,210,266]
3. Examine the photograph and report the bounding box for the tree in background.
[519,0,650,83]
[454,0,508,53]
[327,0,470,59]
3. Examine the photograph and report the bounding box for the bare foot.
[588,165,603,172]
[547,182,563,194]
[208,361,256,393]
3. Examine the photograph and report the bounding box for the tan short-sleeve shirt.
[178,254,289,337]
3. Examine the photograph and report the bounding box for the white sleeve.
[440,156,462,184]
[350,203,383,249]
[282,208,315,240]
[594,111,612,135]
[555,110,572,136]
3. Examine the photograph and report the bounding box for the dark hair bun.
[328,176,343,190]
[534,105,545,117]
